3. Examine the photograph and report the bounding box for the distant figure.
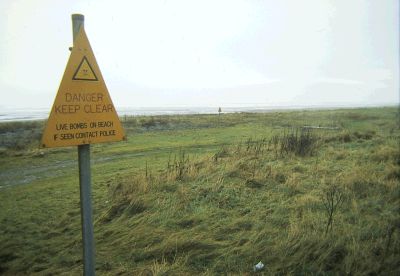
[218,107,222,116]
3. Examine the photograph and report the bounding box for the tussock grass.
[273,128,320,157]
[101,126,399,274]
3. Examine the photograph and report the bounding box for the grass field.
[0,107,399,275]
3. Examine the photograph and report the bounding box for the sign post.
[41,14,126,276]
[74,15,94,276]
[78,144,94,275]
[72,14,95,276]
[71,15,95,276]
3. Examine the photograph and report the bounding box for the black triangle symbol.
[72,56,98,81]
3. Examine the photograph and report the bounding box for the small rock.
[253,261,265,272]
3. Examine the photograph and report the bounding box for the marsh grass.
[272,128,320,157]
[0,107,399,275]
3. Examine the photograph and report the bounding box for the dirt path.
[0,143,222,189]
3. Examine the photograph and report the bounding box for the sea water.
[0,106,283,122]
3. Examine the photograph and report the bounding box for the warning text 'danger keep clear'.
[54,92,113,114]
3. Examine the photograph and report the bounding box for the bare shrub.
[322,184,345,235]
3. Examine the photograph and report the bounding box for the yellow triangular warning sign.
[73,56,98,81]
[41,27,126,148]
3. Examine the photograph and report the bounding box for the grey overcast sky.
[0,0,398,108]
